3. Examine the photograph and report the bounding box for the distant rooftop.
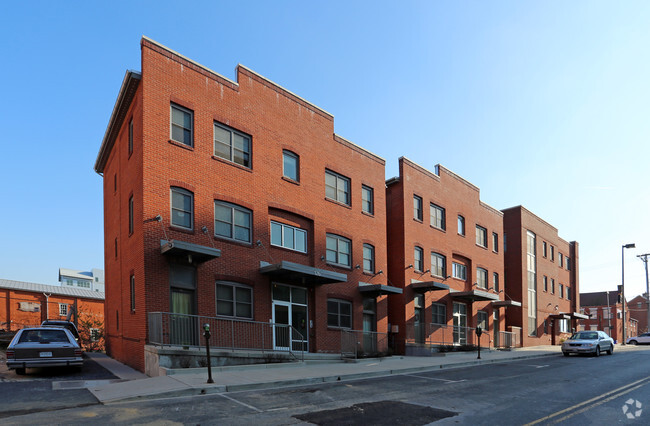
[0,278,105,300]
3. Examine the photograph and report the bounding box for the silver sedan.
[562,330,614,357]
[6,327,83,375]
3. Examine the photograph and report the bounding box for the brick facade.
[628,294,649,334]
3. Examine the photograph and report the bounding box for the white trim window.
[476,268,488,289]
[327,299,352,329]
[458,215,465,236]
[282,150,299,181]
[170,103,193,147]
[216,282,253,319]
[430,203,445,230]
[478,311,488,331]
[452,262,467,280]
[215,202,252,243]
[363,244,375,273]
[476,225,487,248]
[171,187,193,230]
[214,122,251,168]
[361,185,374,215]
[431,252,446,278]
[492,232,499,252]
[413,195,423,221]
[59,303,68,317]
[326,234,351,267]
[493,272,500,292]
[414,246,424,272]
[270,221,307,253]
[325,170,351,205]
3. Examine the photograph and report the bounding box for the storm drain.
[294,400,457,425]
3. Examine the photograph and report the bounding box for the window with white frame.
[59,303,68,317]
[432,303,446,325]
[476,267,488,289]
[170,103,193,147]
[559,253,564,268]
[361,185,374,215]
[282,150,299,181]
[458,215,465,236]
[326,234,351,267]
[478,311,488,331]
[452,262,467,280]
[363,244,375,273]
[559,284,564,299]
[414,246,423,272]
[492,232,498,252]
[413,195,423,221]
[493,272,499,292]
[543,275,548,292]
[90,328,100,342]
[214,122,251,168]
[430,203,445,230]
[216,282,253,319]
[214,201,252,243]
[559,319,569,333]
[327,299,352,328]
[325,170,351,205]
[476,225,487,248]
[542,241,548,257]
[171,187,193,230]
[430,252,446,278]
[270,221,307,253]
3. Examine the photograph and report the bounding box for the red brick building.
[628,293,649,334]
[94,37,395,372]
[0,278,105,350]
[579,291,637,342]
[502,206,583,346]
[386,159,507,353]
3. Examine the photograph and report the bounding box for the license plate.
[39,352,53,357]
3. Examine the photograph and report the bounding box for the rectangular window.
[59,303,68,317]
[493,272,499,292]
[559,253,564,268]
[270,221,307,253]
[566,257,571,270]
[527,231,537,336]
[326,234,351,267]
[550,246,555,261]
[90,329,100,342]
[452,262,467,280]
[542,241,548,257]
[478,311,488,331]
[430,252,446,278]
[492,232,499,252]
[567,286,571,300]
[413,195,423,221]
[559,319,569,333]
[476,225,487,248]
[476,268,488,289]
[551,278,555,294]
[130,274,135,312]
[363,244,375,273]
[361,185,374,215]
[216,282,253,319]
[432,303,446,325]
[170,104,193,147]
[458,215,465,236]
[430,203,445,230]
[414,246,423,272]
[543,276,548,292]
[325,170,351,205]
[215,201,252,243]
[327,299,352,328]
[128,118,134,154]
[282,150,299,181]
[171,187,193,230]
[214,122,251,168]
[128,195,134,235]
[559,284,564,299]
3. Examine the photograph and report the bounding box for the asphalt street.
[2,346,649,425]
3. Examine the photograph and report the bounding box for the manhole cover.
[294,400,457,425]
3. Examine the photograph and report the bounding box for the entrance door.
[272,284,308,351]
[453,302,467,345]
[362,298,377,354]
[414,294,425,344]
[493,311,500,347]
[170,265,197,346]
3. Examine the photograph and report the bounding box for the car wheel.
[608,344,614,355]
[630,340,638,345]
[563,352,570,357]
[595,346,600,357]
[15,368,25,375]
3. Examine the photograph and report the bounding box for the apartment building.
[94,37,396,372]
[386,158,508,354]
[59,268,105,292]
[628,293,649,334]
[502,206,583,346]
[578,291,636,342]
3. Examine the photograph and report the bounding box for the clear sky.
[1,1,648,299]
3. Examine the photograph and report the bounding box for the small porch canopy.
[160,239,221,264]
[450,289,501,302]
[548,313,571,320]
[358,282,403,297]
[410,280,449,293]
[259,261,347,285]
[561,312,589,320]
[492,300,522,309]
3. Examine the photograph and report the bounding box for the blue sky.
[1,1,648,298]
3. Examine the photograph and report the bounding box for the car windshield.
[18,329,70,344]
[570,332,598,340]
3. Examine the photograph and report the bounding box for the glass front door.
[272,284,308,351]
[453,302,467,345]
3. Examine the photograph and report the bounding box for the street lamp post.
[622,243,636,345]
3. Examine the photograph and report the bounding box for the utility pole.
[639,253,650,333]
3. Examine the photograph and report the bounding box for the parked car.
[41,320,81,345]
[626,332,650,345]
[562,330,614,357]
[6,327,83,375]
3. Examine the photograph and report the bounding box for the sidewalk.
[86,345,572,404]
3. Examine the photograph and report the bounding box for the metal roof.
[0,279,105,300]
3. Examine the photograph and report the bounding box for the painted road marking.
[402,374,467,383]
[219,393,263,413]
